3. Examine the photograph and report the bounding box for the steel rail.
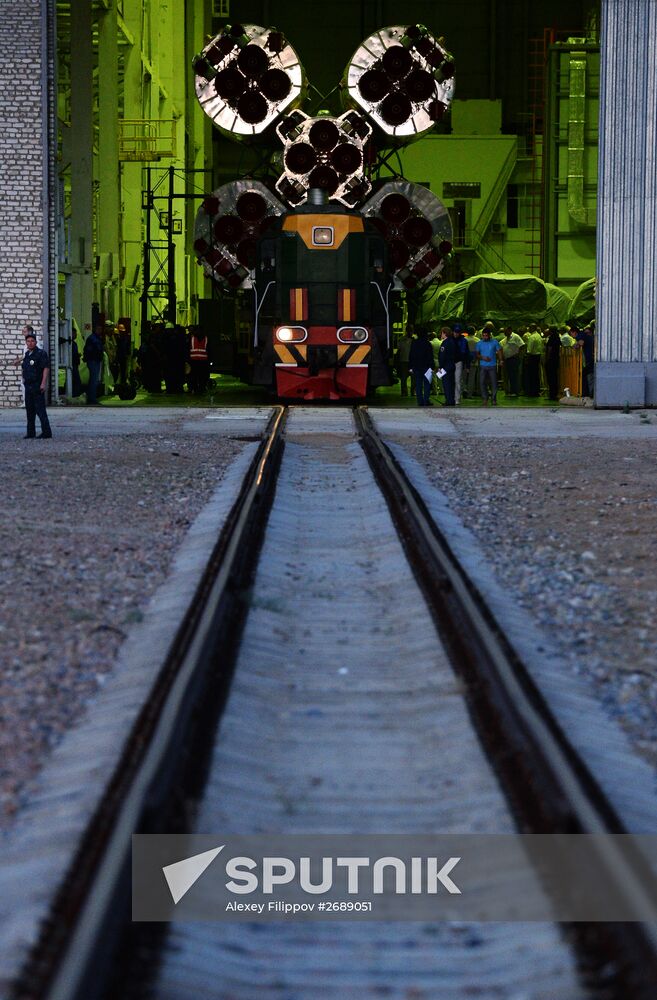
[15,406,288,1000]
[354,405,657,998]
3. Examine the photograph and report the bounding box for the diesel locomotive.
[251,193,392,400]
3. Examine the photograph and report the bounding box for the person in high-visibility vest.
[188,327,211,395]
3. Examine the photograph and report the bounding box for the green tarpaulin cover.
[431,273,572,328]
[567,277,596,325]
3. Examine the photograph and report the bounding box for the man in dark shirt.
[577,326,595,398]
[439,327,458,406]
[409,327,434,407]
[83,327,105,404]
[20,326,52,438]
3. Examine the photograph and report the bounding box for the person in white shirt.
[499,325,525,397]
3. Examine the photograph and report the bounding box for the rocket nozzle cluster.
[193,24,306,138]
[193,181,285,290]
[342,24,454,139]
[275,111,372,208]
[192,23,455,290]
[362,181,453,289]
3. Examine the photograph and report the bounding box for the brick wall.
[0,0,48,407]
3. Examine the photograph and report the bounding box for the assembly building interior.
[51,0,598,401]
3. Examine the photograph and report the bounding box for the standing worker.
[524,326,543,398]
[545,327,561,400]
[409,327,434,407]
[465,325,480,397]
[451,324,470,404]
[500,325,524,397]
[395,326,414,397]
[188,326,211,395]
[439,327,457,406]
[429,327,441,396]
[476,326,503,406]
[577,326,595,398]
[116,322,132,386]
[18,326,52,438]
[83,326,104,405]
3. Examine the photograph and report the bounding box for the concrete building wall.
[0,0,52,407]
[596,0,657,407]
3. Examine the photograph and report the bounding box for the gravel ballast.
[397,433,657,774]
[0,427,244,829]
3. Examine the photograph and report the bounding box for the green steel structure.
[542,40,598,290]
[56,0,212,346]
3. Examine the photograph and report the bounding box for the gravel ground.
[0,427,243,829]
[397,435,657,773]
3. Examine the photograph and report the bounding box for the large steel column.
[121,0,146,330]
[98,0,120,320]
[69,0,94,337]
[185,0,212,315]
[597,0,657,407]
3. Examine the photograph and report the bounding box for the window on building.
[507,184,519,229]
[506,183,540,230]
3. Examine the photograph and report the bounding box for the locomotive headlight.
[312,226,334,246]
[337,326,368,343]
[276,326,307,343]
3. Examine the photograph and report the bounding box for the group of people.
[73,322,213,403]
[135,323,212,397]
[395,321,595,408]
[15,319,214,440]
[61,319,133,405]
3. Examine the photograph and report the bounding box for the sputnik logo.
[163,845,224,904]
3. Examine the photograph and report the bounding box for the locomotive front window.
[312,226,334,246]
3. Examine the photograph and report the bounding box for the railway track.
[12,405,657,1000]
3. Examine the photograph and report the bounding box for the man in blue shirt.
[475,325,502,406]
